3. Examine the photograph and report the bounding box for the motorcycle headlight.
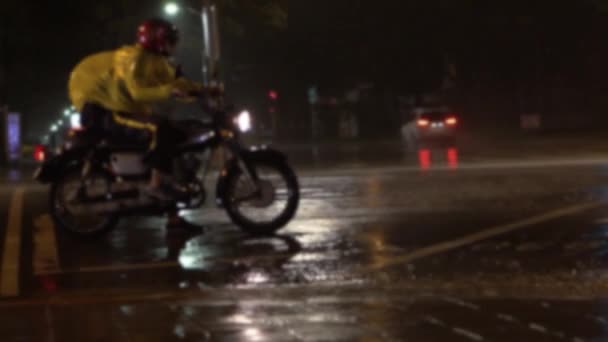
[234,110,252,132]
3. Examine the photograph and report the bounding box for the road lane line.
[369,202,602,271]
[595,218,608,224]
[304,157,608,176]
[0,187,25,297]
[35,261,180,276]
[33,215,61,276]
[45,306,56,342]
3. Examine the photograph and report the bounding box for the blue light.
[6,113,20,161]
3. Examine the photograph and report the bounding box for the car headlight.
[234,110,252,132]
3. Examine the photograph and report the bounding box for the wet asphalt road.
[5,143,608,341]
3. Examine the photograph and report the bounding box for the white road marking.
[552,331,566,339]
[529,323,548,334]
[423,316,447,328]
[442,297,480,311]
[370,202,601,270]
[0,187,25,297]
[587,315,608,326]
[452,327,484,341]
[33,215,61,276]
[497,313,518,323]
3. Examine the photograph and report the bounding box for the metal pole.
[200,5,210,84]
[201,0,222,86]
[209,3,222,77]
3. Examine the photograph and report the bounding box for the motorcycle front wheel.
[222,158,300,236]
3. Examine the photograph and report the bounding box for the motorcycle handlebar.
[175,87,232,124]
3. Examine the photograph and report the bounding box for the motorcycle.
[34,97,300,237]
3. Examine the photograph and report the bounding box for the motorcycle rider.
[68,18,218,232]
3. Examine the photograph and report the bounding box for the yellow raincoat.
[68,44,200,114]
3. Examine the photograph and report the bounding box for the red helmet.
[137,19,179,55]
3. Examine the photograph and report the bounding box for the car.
[401,106,459,146]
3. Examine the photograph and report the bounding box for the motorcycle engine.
[174,154,202,183]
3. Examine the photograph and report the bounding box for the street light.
[164,2,180,16]
[50,125,58,132]
[162,1,221,85]
[164,2,200,16]
[70,113,81,130]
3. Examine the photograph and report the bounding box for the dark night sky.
[290,0,608,132]
[3,0,608,141]
[0,0,170,141]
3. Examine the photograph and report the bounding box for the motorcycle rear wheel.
[50,165,119,238]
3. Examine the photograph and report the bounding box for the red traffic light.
[268,90,279,100]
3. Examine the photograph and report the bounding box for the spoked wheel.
[223,159,300,236]
[50,166,119,238]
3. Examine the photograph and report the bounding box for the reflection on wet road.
[418,147,459,171]
[4,155,608,340]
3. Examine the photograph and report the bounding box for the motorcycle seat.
[102,130,151,151]
[101,136,149,152]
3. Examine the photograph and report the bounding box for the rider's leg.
[108,112,201,232]
[150,170,163,188]
[145,118,187,192]
[148,118,178,177]
[80,103,113,142]
[111,112,165,189]
[111,113,189,200]
[151,120,204,232]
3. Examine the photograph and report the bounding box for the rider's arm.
[125,74,205,103]
[172,79,223,102]
[123,61,174,102]
[123,55,200,102]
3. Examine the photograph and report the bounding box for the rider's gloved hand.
[171,78,204,98]
[171,78,224,101]
[207,83,224,98]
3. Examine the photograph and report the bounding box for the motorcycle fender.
[215,147,287,207]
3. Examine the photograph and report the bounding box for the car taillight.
[417,119,430,127]
[34,150,45,162]
[34,145,46,162]
[445,116,458,126]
